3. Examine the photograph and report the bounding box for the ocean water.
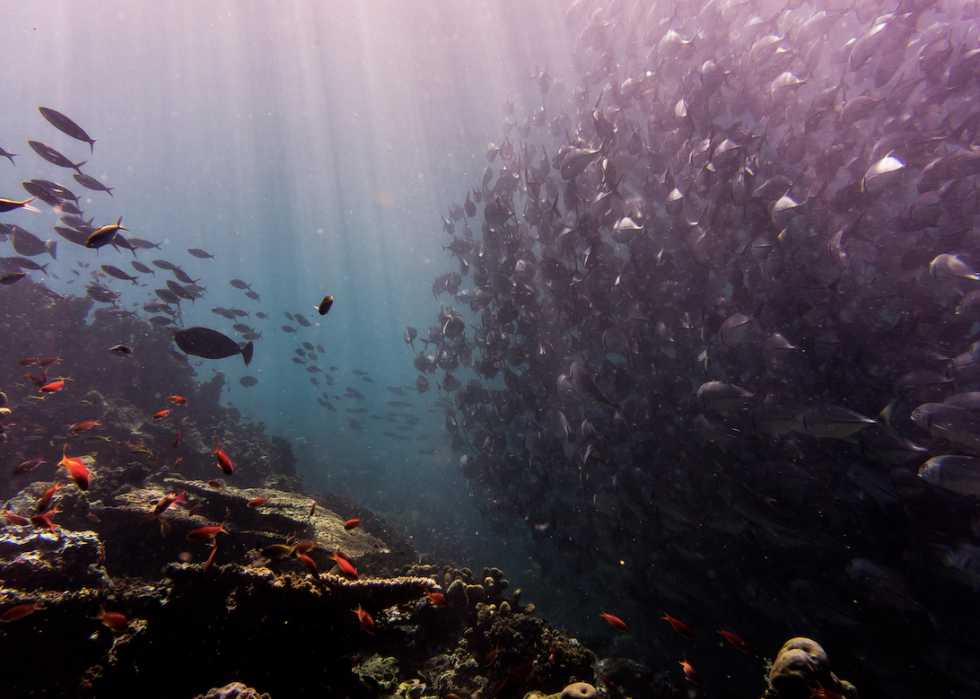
[6,1,980,697]
[1,1,567,545]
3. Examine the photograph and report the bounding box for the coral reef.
[193,682,271,699]
[765,638,858,699]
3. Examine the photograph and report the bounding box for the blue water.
[0,0,575,612]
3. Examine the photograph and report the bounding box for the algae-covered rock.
[0,527,109,591]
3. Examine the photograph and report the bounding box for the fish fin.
[241,341,254,367]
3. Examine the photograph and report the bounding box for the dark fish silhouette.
[72,173,113,197]
[38,107,97,153]
[27,140,86,174]
[174,327,253,366]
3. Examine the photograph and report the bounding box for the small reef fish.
[599,609,629,632]
[353,604,374,633]
[187,521,229,541]
[212,435,234,476]
[93,607,129,631]
[662,612,695,639]
[58,446,90,490]
[0,602,42,622]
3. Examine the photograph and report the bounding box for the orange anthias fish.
[38,356,61,368]
[353,604,375,634]
[173,431,181,449]
[39,380,65,393]
[662,612,695,639]
[716,626,751,653]
[30,507,61,531]
[0,602,42,622]
[247,497,268,507]
[296,551,319,578]
[140,492,187,521]
[58,446,90,490]
[484,647,499,665]
[151,409,170,420]
[330,549,358,579]
[599,608,629,632]
[2,512,30,526]
[204,539,218,575]
[426,590,446,606]
[495,660,535,697]
[11,457,46,477]
[94,607,129,631]
[69,420,101,432]
[810,683,845,699]
[168,395,187,404]
[679,657,701,684]
[344,518,360,531]
[212,435,233,476]
[36,481,64,513]
[186,521,229,541]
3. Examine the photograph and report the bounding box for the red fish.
[0,602,42,622]
[188,503,202,516]
[58,446,90,490]
[151,409,170,420]
[35,481,64,513]
[330,549,358,579]
[294,541,315,555]
[2,511,29,526]
[344,518,360,530]
[94,607,129,631]
[247,497,268,507]
[173,431,181,448]
[18,357,38,366]
[38,356,61,368]
[141,492,186,521]
[662,612,695,639]
[484,647,499,665]
[599,608,629,632]
[204,539,218,575]
[810,682,844,699]
[679,657,701,684]
[26,371,47,387]
[160,518,171,537]
[11,457,46,476]
[168,395,187,404]
[426,590,446,606]
[212,435,233,475]
[39,380,65,393]
[207,479,224,488]
[69,420,101,432]
[353,604,374,633]
[30,507,61,531]
[187,521,229,541]
[296,551,319,578]
[495,660,535,696]
[716,626,751,653]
